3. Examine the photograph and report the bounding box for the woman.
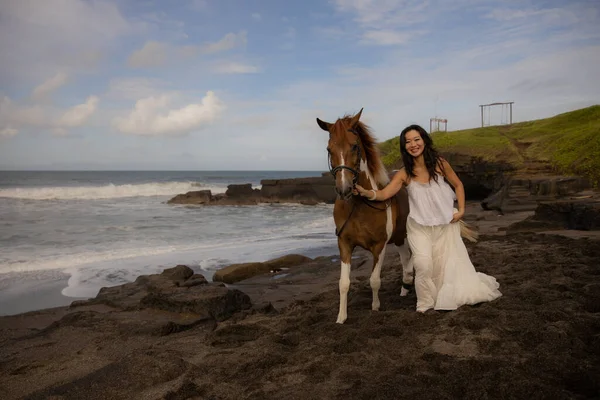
[354,124,502,313]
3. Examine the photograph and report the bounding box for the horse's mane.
[341,115,390,187]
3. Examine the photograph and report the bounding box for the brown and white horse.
[316,109,414,324]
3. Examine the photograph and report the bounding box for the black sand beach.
[1,200,599,399]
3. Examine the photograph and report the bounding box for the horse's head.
[316,108,364,200]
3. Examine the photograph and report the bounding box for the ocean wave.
[0,181,227,200]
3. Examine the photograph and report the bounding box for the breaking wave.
[0,181,227,200]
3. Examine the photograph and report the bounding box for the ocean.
[0,171,338,315]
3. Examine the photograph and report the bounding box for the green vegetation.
[379,105,600,184]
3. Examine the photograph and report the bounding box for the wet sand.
[0,271,86,316]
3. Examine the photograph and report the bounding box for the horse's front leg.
[370,242,387,311]
[337,241,354,324]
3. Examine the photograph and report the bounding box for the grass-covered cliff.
[379,105,600,184]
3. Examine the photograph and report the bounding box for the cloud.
[0,96,48,129]
[58,96,99,127]
[0,87,99,136]
[360,30,413,45]
[280,42,600,133]
[252,13,262,21]
[114,91,224,136]
[0,0,133,83]
[127,31,248,69]
[329,0,525,45]
[106,77,166,101]
[0,127,18,138]
[31,72,68,101]
[203,31,247,53]
[214,62,260,74]
[127,41,168,68]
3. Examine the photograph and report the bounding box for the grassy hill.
[379,105,600,184]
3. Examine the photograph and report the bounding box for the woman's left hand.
[451,210,465,223]
[353,184,369,197]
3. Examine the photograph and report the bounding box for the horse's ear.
[350,108,364,127]
[316,118,331,132]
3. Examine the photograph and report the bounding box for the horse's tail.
[459,220,479,243]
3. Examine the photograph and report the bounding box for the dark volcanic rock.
[442,153,514,200]
[226,183,257,197]
[213,254,313,284]
[508,198,600,231]
[260,176,336,204]
[167,160,516,207]
[167,175,336,206]
[167,189,212,205]
[73,265,251,320]
[482,176,593,215]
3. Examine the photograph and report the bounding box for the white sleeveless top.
[406,174,456,226]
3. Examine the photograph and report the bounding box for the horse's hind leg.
[396,243,414,296]
[370,242,387,311]
[337,241,354,324]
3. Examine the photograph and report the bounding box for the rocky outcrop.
[508,196,600,231]
[167,190,213,205]
[259,176,336,205]
[213,254,313,284]
[168,175,336,206]
[482,176,592,214]
[71,265,252,322]
[441,153,515,200]
[168,159,514,207]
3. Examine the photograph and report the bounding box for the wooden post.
[480,105,484,127]
[510,103,513,125]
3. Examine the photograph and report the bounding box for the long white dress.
[406,175,502,311]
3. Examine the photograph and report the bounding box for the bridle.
[328,132,389,237]
[328,133,362,187]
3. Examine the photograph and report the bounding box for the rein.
[334,196,391,237]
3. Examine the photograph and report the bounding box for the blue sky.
[0,0,599,170]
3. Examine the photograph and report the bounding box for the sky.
[0,0,599,171]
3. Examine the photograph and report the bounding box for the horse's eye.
[352,144,358,151]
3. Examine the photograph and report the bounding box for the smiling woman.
[355,124,502,313]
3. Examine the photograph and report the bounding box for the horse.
[316,108,415,324]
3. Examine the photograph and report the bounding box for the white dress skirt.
[406,176,502,311]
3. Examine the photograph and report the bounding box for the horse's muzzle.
[335,185,353,200]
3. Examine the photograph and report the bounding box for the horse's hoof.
[336,317,347,324]
[400,287,410,296]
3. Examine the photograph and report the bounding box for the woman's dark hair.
[399,124,444,183]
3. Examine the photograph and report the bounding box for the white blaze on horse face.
[340,152,347,188]
[339,152,354,194]
[337,261,351,324]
